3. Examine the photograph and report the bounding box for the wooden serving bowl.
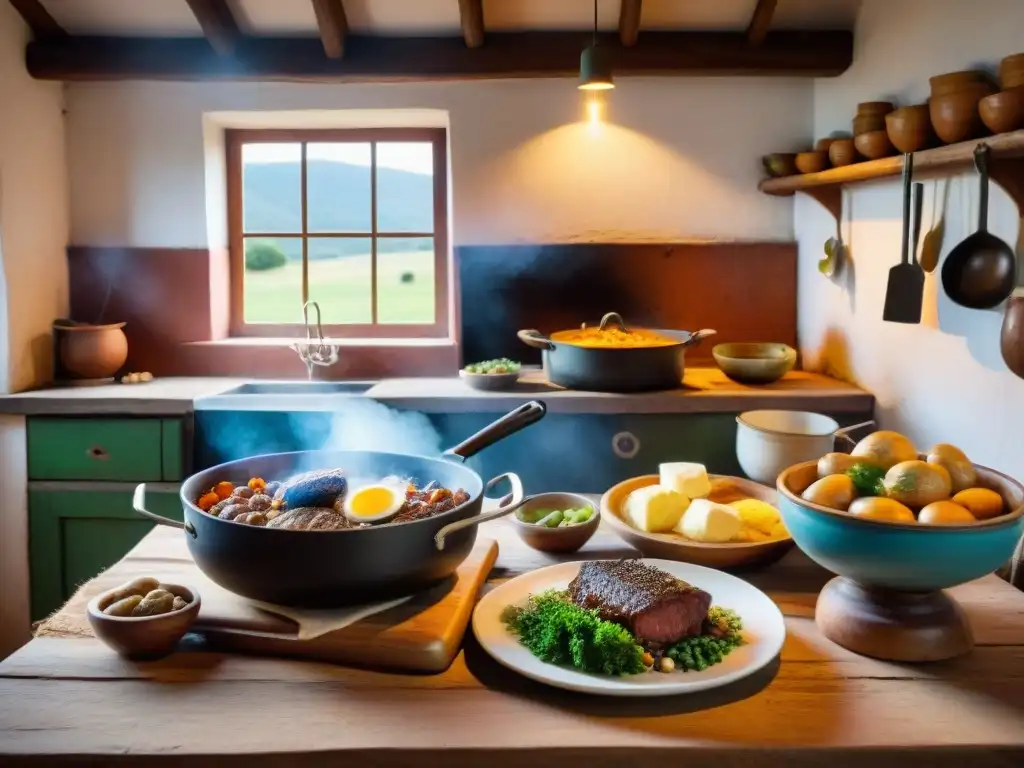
[854,129,895,160]
[929,70,993,97]
[828,138,858,167]
[762,152,798,178]
[601,474,794,570]
[852,113,887,136]
[930,85,995,144]
[795,151,830,174]
[856,101,895,116]
[814,137,838,152]
[979,89,1024,135]
[510,492,599,554]
[87,583,200,659]
[999,52,1024,90]
[885,105,934,153]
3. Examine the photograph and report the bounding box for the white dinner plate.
[472,558,786,697]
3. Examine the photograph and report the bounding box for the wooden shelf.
[759,129,1024,222]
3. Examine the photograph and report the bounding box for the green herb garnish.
[464,358,521,375]
[845,462,886,496]
[665,606,745,672]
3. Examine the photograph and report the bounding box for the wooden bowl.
[712,342,797,385]
[87,583,200,659]
[762,152,798,177]
[999,52,1024,89]
[929,70,993,97]
[795,151,830,174]
[885,105,935,153]
[979,89,1024,134]
[459,369,521,391]
[853,113,887,136]
[856,101,895,116]
[854,130,895,160]
[828,138,858,167]
[510,492,599,554]
[930,87,993,144]
[814,137,838,152]
[601,475,795,570]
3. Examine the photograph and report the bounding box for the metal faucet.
[291,301,339,380]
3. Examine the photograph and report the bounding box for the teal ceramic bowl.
[776,460,1024,591]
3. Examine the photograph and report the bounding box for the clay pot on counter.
[55,321,129,380]
[930,83,996,144]
[885,105,935,153]
[979,89,1024,135]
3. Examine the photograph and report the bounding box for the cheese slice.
[676,498,742,543]
[623,485,690,533]
[659,462,712,499]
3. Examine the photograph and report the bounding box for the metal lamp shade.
[578,45,614,90]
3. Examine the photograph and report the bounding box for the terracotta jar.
[57,322,129,379]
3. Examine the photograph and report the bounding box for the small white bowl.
[459,369,521,391]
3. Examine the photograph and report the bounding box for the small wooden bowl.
[853,113,887,136]
[87,583,200,659]
[762,152,798,178]
[998,52,1024,90]
[930,87,993,144]
[511,492,599,554]
[828,138,858,167]
[885,105,934,153]
[712,342,797,385]
[795,151,830,174]
[854,130,895,160]
[601,475,794,570]
[979,89,1024,135]
[929,70,993,97]
[814,137,838,152]
[856,101,895,116]
[459,369,521,391]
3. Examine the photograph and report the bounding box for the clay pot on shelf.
[762,152,798,178]
[795,151,831,174]
[856,101,896,116]
[815,137,838,152]
[999,52,1024,90]
[930,84,995,144]
[929,70,995,98]
[853,130,896,160]
[979,89,1024,135]
[885,105,935,153]
[55,321,128,380]
[828,138,858,167]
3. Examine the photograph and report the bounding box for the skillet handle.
[517,329,555,351]
[434,473,527,550]
[682,328,717,348]
[133,483,197,539]
[444,400,546,461]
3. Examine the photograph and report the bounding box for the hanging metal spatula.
[882,153,924,324]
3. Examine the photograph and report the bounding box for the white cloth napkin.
[248,595,413,641]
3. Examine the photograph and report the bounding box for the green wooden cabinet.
[26,415,190,621]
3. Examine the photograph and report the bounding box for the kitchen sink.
[220,381,377,396]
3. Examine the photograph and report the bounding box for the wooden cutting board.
[189,539,498,673]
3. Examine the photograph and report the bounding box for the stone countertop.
[0,369,873,416]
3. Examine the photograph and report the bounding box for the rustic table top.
[2,508,1024,768]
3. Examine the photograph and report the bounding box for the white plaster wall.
[65,77,813,248]
[798,0,1024,475]
[0,2,69,392]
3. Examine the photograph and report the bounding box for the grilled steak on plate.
[567,559,712,645]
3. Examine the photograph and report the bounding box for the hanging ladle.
[941,143,1016,310]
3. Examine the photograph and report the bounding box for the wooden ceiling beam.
[184,0,241,56]
[457,0,485,48]
[311,0,348,58]
[9,0,66,40]
[746,0,778,46]
[619,0,642,47]
[24,31,854,82]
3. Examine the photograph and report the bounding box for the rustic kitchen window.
[225,128,449,338]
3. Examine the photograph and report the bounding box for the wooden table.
[2,512,1024,767]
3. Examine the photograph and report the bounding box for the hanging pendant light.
[578,0,614,91]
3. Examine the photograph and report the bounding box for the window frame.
[225,127,449,338]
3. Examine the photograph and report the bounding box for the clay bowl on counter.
[712,342,797,385]
[762,152,798,178]
[930,84,996,144]
[999,52,1024,90]
[601,474,794,570]
[854,130,896,160]
[979,89,1024,134]
[885,105,935,153]
[87,583,200,659]
[795,151,830,175]
[510,492,599,554]
[929,70,994,97]
[828,138,858,167]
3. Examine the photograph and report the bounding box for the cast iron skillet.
[133,401,545,608]
[519,312,716,392]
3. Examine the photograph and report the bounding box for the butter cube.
[676,498,742,543]
[623,485,690,533]
[659,462,712,500]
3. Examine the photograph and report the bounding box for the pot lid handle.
[517,329,555,350]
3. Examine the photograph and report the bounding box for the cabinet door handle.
[87,446,109,461]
